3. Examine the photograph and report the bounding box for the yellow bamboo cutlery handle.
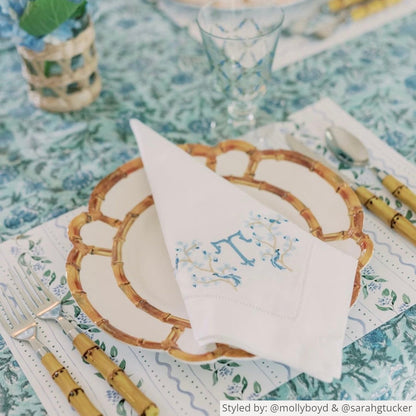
[329,0,365,12]
[329,0,401,14]
[41,352,102,416]
[73,333,159,416]
[356,187,416,245]
[350,0,402,20]
[380,174,416,213]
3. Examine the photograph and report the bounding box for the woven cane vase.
[17,19,101,113]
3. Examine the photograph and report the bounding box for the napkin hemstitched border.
[181,291,306,320]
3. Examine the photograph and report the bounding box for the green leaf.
[49,271,57,285]
[227,362,240,367]
[363,286,369,299]
[43,269,51,277]
[74,305,81,318]
[232,375,241,383]
[94,372,104,380]
[382,288,390,297]
[224,393,238,400]
[406,210,413,220]
[376,305,393,312]
[362,274,377,281]
[241,377,248,394]
[71,0,87,19]
[403,294,411,304]
[200,364,211,370]
[119,359,126,370]
[116,399,127,416]
[212,371,219,386]
[19,0,84,37]
[391,290,397,305]
[253,381,261,394]
[110,346,118,358]
[61,290,73,305]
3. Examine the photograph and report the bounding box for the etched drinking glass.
[197,0,284,141]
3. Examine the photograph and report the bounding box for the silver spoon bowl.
[325,126,369,167]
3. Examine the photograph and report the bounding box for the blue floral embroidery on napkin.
[175,212,299,288]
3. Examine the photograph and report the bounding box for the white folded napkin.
[130,119,358,382]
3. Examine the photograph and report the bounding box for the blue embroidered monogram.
[211,230,255,267]
[175,212,300,289]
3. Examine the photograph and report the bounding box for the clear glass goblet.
[197,0,284,147]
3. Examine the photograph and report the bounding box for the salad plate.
[67,140,373,362]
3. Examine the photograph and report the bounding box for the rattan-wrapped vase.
[17,20,101,113]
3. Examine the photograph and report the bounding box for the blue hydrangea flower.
[404,75,416,90]
[296,68,322,83]
[346,84,365,94]
[63,170,94,191]
[0,166,17,185]
[367,281,381,293]
[171,72,194,85]
[188,119,212,135]
[226,383,242,395]
[390,364,406,380]
[339,390,351,400]
[47,206,68,220]
[106,389,121,404]
[0,129,13,147]
[218,365,233,378]
[4,207,38,229]
[383,130,407,148]
[397,303,410,314]
[371,386,392,401]
[0,0,97,51]
[0,9,15,38]
[19,32,45,51]
[0,0,29,18]
[359,328,390,351]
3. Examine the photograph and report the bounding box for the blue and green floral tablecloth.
[1,0,416,413]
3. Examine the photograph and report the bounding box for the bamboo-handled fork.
[11,262,159,416]
[0,284,102,416]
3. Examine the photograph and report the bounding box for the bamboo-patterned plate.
[66,140,373,362]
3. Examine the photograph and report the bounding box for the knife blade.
[285,134,416,246]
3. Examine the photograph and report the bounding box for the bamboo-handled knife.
[372,167,416,213]
[286,134,416,246]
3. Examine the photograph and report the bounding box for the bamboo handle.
[381,174,416,212]
[351,0,402,20]
[328,0,366,12]
[356,186,416,245]
[73,333,159,416]
[41,352,102,416]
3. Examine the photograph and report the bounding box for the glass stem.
[227,100,256,124]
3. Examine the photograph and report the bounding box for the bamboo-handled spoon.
[325,126,416,213]
[286,133,416,246]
